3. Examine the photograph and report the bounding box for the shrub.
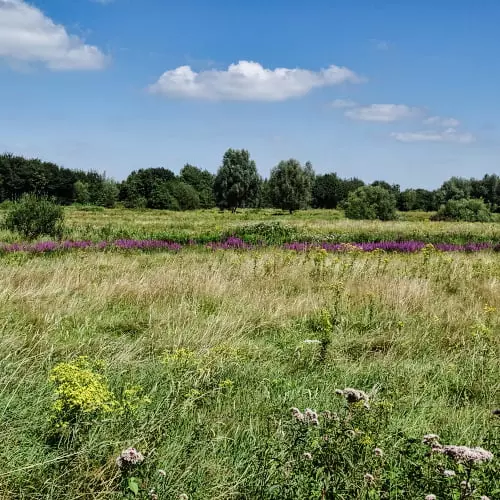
[230,221,301,244]
[344,185,397,220]
[431,198,493,222]
[4,194,64,239]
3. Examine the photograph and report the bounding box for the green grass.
[1,206,499,244]
[0,210,499,498]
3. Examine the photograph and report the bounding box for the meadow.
[0,208,499,499]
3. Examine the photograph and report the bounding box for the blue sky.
[0,0,499,188]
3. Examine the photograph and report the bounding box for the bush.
[344,185,397,221]
[4,194,64,239]
[431,198,493,222]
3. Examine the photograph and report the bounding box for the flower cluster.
[284,241,496,253]
[422,434,494,464]
[49,357,117,431]
[437,445,494,464]
[116,447,145,468]
[290,407,319,425]
[0,237,498,255]
[335,388,370,408]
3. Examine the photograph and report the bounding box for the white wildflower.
[304,408,319,425]
[435,445,493,464]
[116,447,145,468]
[422,434,440,446]
[336,388,370,407]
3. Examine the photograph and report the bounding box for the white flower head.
[116,447,145,468]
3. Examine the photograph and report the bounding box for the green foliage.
[269,159,314,213]
[120,168,176,207]
[344,185,397,221]
[432,198,493,222]
[149,182,180,210]
[245,402,498,499]
[73,181,90,205]
[0,153,109,205]
[49,357,149,439]
[180,164,216,208]
[96,179,120,208]
[213,148,261,211]
[169,181,200,210]
[4,194,64,238]
[230,221,301,244]
[312,175,365,209]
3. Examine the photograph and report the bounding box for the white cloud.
[345,104,421,122]
[149,60,363,101]
[331,98,358,109]
[0,0,108,70]
[423,116,461,127]
[391,128,475,144]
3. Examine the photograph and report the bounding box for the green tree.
[120,168,176,207]
[398,189,418,211]
[169,181,200,210]
[73,181,90,204]
[435,177,472,204]
[213,149,261,212]
[96,179,119,208]
[149,182,180,210]
[344,185,397,220]
[269,159,313,213]
[312,173,343,208]
[431,198,492,222]
[180,164,215,208]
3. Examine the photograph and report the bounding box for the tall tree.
[312,173,343,208]
[180,164,215,208]
[213,149,261,212]
[268,159,314,213]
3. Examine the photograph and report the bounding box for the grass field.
[0,209,499,499]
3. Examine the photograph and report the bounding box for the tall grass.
[0,246,498,498]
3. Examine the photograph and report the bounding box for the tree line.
[1,150,499,214]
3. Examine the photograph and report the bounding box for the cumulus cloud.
[345,104,421,122]
[423,116,461,127]
[330,98,358,109]
[391,128,475,144]
[149,60,363,101]
[0,0,108,70]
